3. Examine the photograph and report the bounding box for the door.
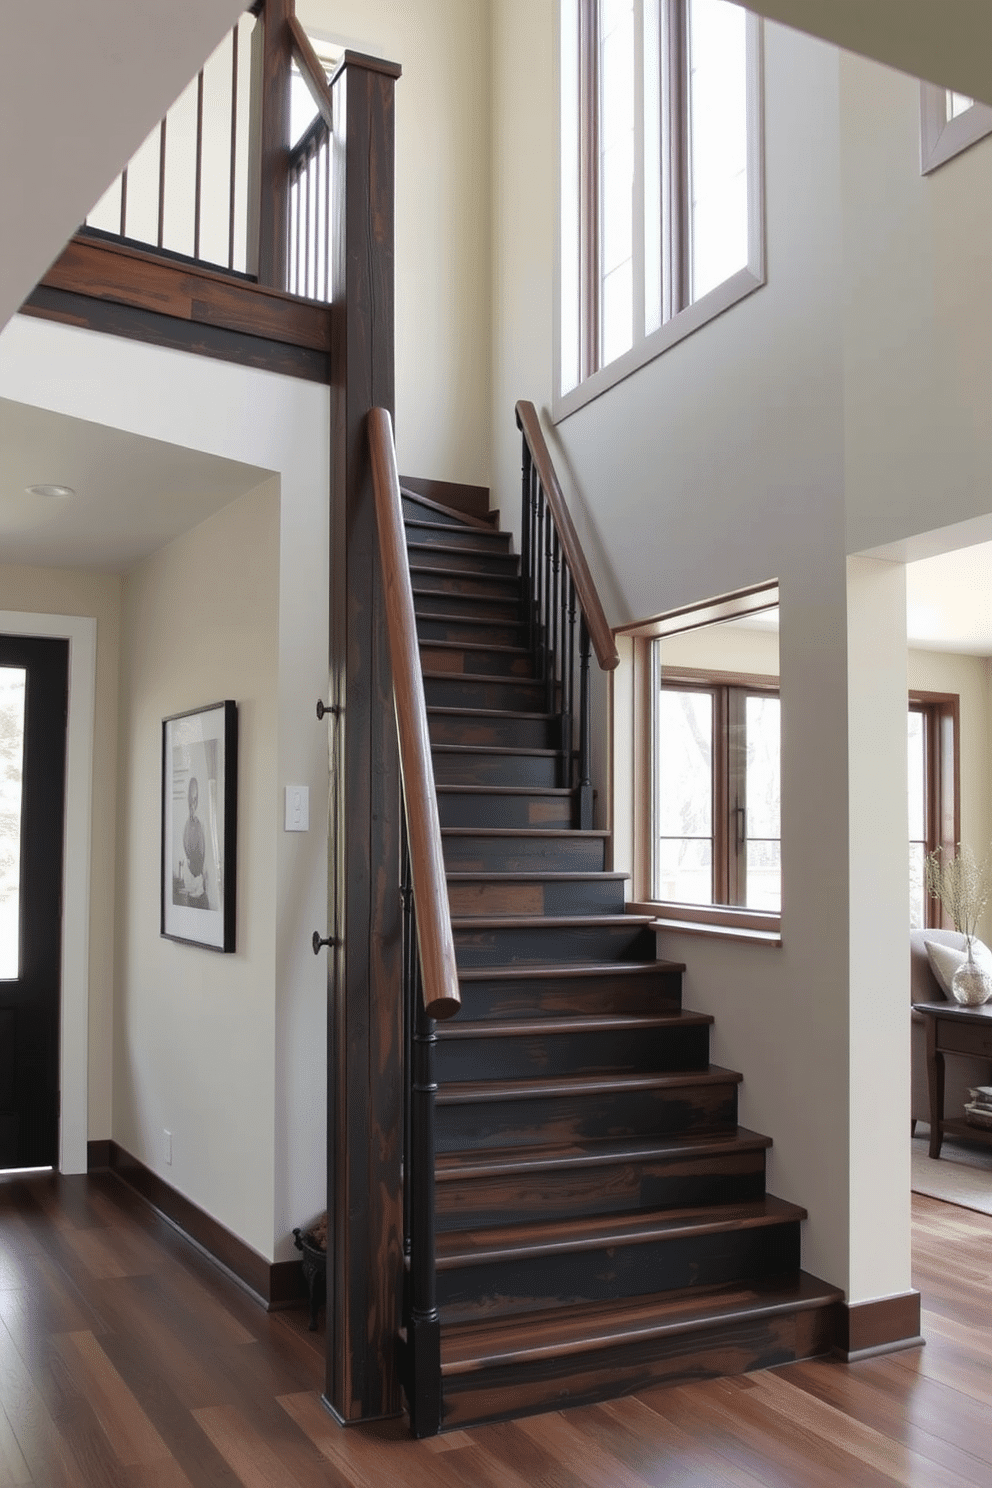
[0,635,69,1169]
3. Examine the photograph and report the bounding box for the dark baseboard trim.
[87,1139,306,1311]
[834,1290,922,1360]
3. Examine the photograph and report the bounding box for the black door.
[0,636,68,1169]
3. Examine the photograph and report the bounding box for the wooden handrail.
[369,407,461,1021]
[515,400,619,672]
[288,15,334,133]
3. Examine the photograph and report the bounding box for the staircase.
[400,482,841,1433]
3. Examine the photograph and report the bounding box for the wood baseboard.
[399,475,494,525]
[87,1140,307,1311]
[835,1291,922,1360]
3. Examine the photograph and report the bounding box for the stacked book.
[965,1085,992,1131]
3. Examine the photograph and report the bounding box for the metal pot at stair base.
[293,1227,327,1331]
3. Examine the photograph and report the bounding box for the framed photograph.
[161,700,237,952]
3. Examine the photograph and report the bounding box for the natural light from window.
[0,669,26,981]
[688,0,748,301]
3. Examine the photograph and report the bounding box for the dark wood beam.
[324,48,404,1425]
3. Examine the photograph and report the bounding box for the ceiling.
[905,541,992,654]
[0,399,270,574]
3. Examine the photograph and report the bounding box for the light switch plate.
[285,785,310,832]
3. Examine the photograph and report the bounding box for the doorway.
[0,634,69,1169]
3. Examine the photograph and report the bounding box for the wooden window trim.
[909,689,960,929]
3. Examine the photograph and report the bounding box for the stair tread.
[420,640,532,658]
[446,871,626,882]
[429,707,558,722]
[410,566,520,585]
[408,541,518,562]
[436,1065,742,1104]
[418,610,525,628]
[433,745,563,759]
[451,913,653,929]
[400,488,498,530]
[413,586,519,603]
[439,1271,841,1374]
[437,785,574,797]
[457,959,685,981]
[423,670,543,685]
[435,1194,807,1270]
[436,1127,773,1180]
[443,827,610,839]
[404,518,509,542]
[437,1010,712,1039]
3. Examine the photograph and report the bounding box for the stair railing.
[368,405,460,1439]
[515,401,619,829]
[286,17,333,300]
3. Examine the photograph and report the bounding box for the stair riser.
[434,753,561,790]
[436,1081,738,1153]
[439,1304,834,1430]
[436,1022,710,1084]
[456,968,684,1020]
[421,647,535,679]
[430,713,559,750]
[436,1221,801,1324]
[411,570,521,600]
[425,676,548,712]
[408,545,519,577]
[452,923,657,969]
[418,618,527,648]
[448,878,624,917]
[436,1149,768,1233]
[438,792,574,830]
[405,521,512,553]
[442,834,606,873]
[414,592,522,622]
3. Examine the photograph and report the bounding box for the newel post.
[248,0,293,287]
[324,50,404,1424]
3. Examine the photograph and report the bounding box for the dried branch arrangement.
[925,844,991,944]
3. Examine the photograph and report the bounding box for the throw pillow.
[924,937,992,997]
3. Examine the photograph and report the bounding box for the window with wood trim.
[656,670,780,912]
[908,691,959,929]
[558,0,764,418]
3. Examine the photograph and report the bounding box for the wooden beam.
[253,0,293,287]
[324,49,404,1425]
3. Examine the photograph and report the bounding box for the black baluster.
[520,436,532,650]
[549,526,561,717]
[407,976,441,1437]
[578,616,593,829]
[400,824,413,1291]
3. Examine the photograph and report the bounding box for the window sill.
[628,901,782,947]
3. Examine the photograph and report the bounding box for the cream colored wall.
[660,623,780,677]
[908,646,992,944]
[3,314,330,1262]
[118,482,279,1257]
[0,564,121,1142]
[298,0,493,489]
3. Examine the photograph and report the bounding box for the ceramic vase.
[951,938,992,1007]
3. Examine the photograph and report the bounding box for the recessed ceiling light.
[26,484,74,499]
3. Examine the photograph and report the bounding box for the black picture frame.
[161,700,237,952]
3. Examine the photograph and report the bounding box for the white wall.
[0,566,121,1148]
[298,0,493,490]
[0,314,330,1262]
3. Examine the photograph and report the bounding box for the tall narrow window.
[920,83,992,174]
[559,0,764,417]
[908,692,958,928]
[0,668,26,981]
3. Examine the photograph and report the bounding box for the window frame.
[920,84,992,174]
[617,581,781,942]
[908,689,959,929]
[555,0,766,423]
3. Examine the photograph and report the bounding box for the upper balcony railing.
[82,0,336,301]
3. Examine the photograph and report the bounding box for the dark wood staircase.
[400,484,841,1432]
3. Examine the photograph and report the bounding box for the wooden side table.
[912,1001,992,1158]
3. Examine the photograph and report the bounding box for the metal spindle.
[304,146,312,298]
[194,70,204,261]
[157,118,167,248]
[578,616,593,829]
[407,960,441,1437]
[401,828,414,1275]
[520,440,532,647]
[228,22,239,270]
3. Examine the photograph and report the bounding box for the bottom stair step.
[436,1271,842,1429]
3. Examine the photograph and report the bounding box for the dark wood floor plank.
[0,1174,991,1486]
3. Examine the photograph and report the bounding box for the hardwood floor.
[0,1172,988,1485]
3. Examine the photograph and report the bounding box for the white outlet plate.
[164,1129,172,1165]
[284,785,310,832]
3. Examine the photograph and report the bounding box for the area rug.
[912,1126,992,1217]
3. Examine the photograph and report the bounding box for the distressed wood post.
[249,0,292,286]
[324,49,404,1425]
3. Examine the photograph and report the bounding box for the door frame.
[0,610,95,1175]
